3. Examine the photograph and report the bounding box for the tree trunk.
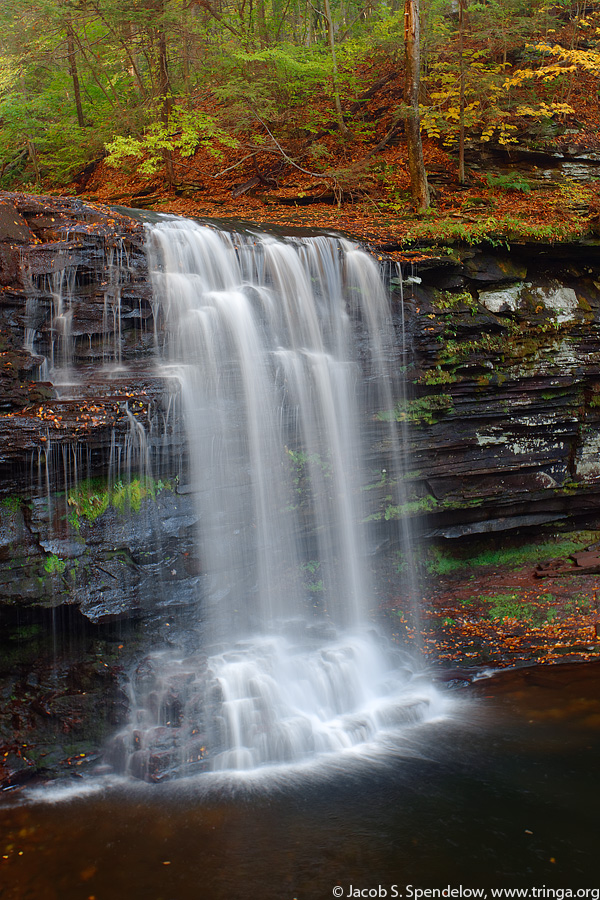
[323,0,349,136]
[156,12,175,189]
[256,0,269,46]
[181,30,191,94]
[66,11,85,128]
[157,28,172,120]
[458,0,465,185]
[404,0,429,211]
[99,11,148,100]
[27,141,41,185]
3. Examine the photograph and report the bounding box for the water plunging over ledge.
[109,218,445,778]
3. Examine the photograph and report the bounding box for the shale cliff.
[2,190,600,629]
[0,193,199,624]
[391,239,600,538]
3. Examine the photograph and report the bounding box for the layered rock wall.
[0,193,196,623]
[386,240,600,537]
[3,192,600,626]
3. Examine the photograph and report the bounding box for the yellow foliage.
[558,179,593,208]
[531,42,600,75]
[503,42,600,92]
[497,123,519,146]
[421,51,507,146]
[421,21,596,151]
[516,101,575,117]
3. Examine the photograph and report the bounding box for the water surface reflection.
[1,661,599,899]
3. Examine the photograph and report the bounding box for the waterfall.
[109,219,443,780]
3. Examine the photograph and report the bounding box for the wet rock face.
[0,194,201,641]
[0,193,158,484]
[384,242,600,537]
[104,652,213,782]
[0,599,143,789]
[0,485,201,622]
[0,191,151,415]
[3,192,600,615]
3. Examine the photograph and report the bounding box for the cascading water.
[111,218,444,780]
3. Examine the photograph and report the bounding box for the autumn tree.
[419,0,545,173]
[0,0,148,185]
[404,0,430,210]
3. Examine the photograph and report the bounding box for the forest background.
[1,0,600,245]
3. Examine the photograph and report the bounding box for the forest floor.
[69,60,600,253]
[380,528,600,678]
[79,142,600,253]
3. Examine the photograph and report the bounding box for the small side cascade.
[48,262,77,384]
[109,403,152,487]
[23,298,50,382]
[21,249,79,388]
[102,240,130,368]
[26,393,166,550]
[29,437,94,555]
[22,232,151,395]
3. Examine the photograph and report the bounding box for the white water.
[112,219,444,779]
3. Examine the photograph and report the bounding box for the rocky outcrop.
[0,193,157,485]
[0,483,201,623]
[0,192,199,625]
[379,239,600,537]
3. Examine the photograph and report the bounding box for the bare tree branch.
[251,110,328,179]
[211,149,282,178]
[186,0,245,40]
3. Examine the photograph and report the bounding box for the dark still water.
[1,661,599,900]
